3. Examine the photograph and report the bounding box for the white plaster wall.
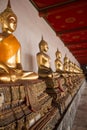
[0,0,80,72]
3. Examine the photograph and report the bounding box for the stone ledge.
[53,80,86,130]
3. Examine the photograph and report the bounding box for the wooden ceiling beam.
[33,0,77,12]
[74,58,87,63]
[73,53,87,56]
[75,53,87,55]
[77,61,87,64]
[75,54,87,57]
[76,57,87,61]
[65,40,87,46]
[72,49,87,52]
[69,48,87,51]
[57,26,87,35]
[68,46,87,50]
[73,53,87,55]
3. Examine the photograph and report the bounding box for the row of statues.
[0,0,83,83]
[37,37,83,78]
[0,1,85,129]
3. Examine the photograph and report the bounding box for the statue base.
[0,79,53,129]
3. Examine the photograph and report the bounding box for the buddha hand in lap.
[0,0,38,82]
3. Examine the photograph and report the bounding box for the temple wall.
[0,0,79,72]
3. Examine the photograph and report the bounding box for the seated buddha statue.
[63,54,69,73]
[36,37,53,78]
[0,0,38,82]
[55,49,63,73]
[69,61,73,73]
[63,56,73,89]
[55,49,68,95]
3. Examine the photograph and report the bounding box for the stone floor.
[71,85,87,130]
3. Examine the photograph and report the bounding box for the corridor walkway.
[71,85,87,130]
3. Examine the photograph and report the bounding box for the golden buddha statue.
[0,0,38,82]
[63,54,69,72]
[36,37,53,78]
[55,49,63,72]
[69,60,73,72]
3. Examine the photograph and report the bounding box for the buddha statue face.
[43,44,48,52]
[2,14,17,33]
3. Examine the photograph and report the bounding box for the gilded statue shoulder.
[0,32,9,41]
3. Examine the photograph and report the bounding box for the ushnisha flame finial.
[42,35,43,40]
[0,0,17,24]
[7,0,11,8]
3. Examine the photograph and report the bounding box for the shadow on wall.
[81,65,87,81]
[24,53,34,71]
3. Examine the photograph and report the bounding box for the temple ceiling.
[30,0,87,65]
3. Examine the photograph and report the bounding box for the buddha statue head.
[64,54,69,63]
[0,0,17,34]
[39,36,49,52]
[55,49,62,59]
